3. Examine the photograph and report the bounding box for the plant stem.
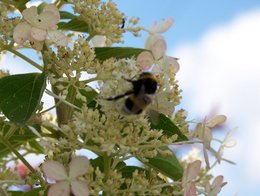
[0,136,35,173]
[0,180,25,184]
[5,46,43,71]
[81,77,98,84]
[86,34,95,42]
[103,155,112,196]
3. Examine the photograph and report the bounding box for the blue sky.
[2,1,260,195]
[115,1,260,195]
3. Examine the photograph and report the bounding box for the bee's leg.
[106,90,133,101]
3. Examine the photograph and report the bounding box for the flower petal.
[13,22,31,44]
[36,11,59,30]
[165,56,180,73]
[91,35,106,47]
[71,180,89,196]
[206,115,227,128]
[69,157,89,179]
[42,160,68,181]
[136,51,154,70]
[30,27,47,41]
[48,30,68,46]
[48,181,70,196]
[43,4,60,21]
[149,18,174,33]
[145,35,166,59]
[151,35,166,60]
[183,182,197,196]
[22,6,38,24]
[212,175,224,189]
[183,160,201,184]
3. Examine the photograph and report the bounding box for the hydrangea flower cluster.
[0,1,235,196]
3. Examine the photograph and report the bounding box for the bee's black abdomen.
[143,78,157,94]
[132,72,157,95]
[136,109,143,114]
[125,97,134,111]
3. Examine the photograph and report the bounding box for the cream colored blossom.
[90,35,106,47]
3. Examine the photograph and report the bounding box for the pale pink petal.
[151,35,166,60]
[91,35,106,47]
[69,157,89,179]
[212,176,224,188]
[145,35,153,50]
[48,181,70,196]
[48,30,68,46]
[13,22,31,44]
[152,18,174,33]
[71,180,89,196]
[43,4,60,21]
[183,160,201,184]
[222,129,236,148]
[183,182,197,196]
[206,115,227,128]
[30,27,47,41]
[165,56,180,73]
[36,11,59,30]
[136,51,154,70]
[149,21,158,33]
[203,127,213,149]
[42,160,68,181]
[22,6,38,24]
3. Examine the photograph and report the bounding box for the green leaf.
[58,18,90,32]
[60,11,76,19]
[146,147,183,181]
[73,86,98,108]
[94,47,147,61]
[90,156,104,172]
[37,2,47,13]
[12,0,29,12]
[0,73,46,124]
[150,113,188,142]
[29,140,44,154]
[119,166,145,178]
[90,156,126,172]
[0,123,41,158]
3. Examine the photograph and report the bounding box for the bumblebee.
[107,72,158,114]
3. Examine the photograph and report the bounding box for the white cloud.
[173,8,260,186]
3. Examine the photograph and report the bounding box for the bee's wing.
[106,90,134,101]
[147,108,160,125]
[147,92,160,125]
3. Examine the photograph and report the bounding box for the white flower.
[182,160,201,196]
[13,4,67,50]
[205,175,227,196]
[42,156,89,196]
[145,34,166,61]
[194,115,228,150]
[137,18,179,75]
[215,129,236,163]
[90,35,106,47]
